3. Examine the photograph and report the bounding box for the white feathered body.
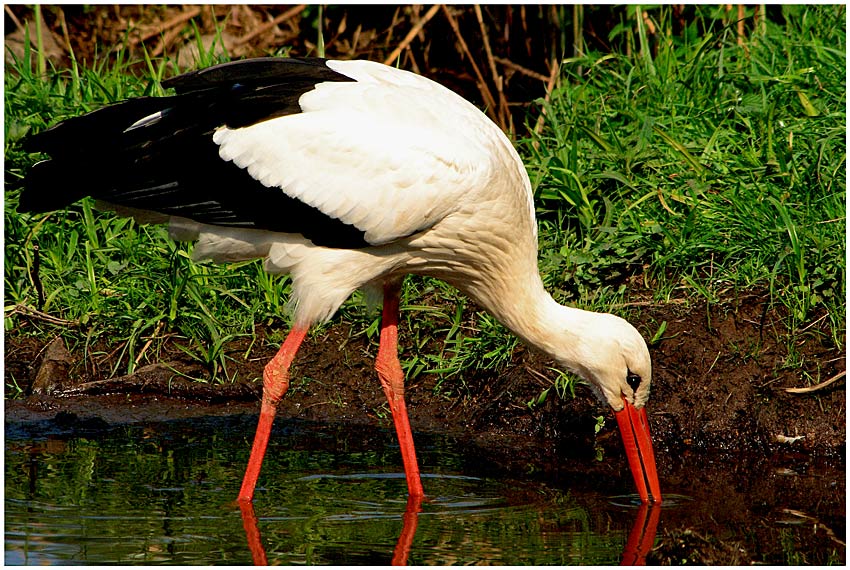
[172,60,541,333]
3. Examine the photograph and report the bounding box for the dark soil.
[8,293,845,455]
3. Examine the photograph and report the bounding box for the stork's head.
[552,311,661,504]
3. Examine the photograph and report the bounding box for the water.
[5,413,844,564]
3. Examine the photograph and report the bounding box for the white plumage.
[184,60,535,328]
[21,57,661,505]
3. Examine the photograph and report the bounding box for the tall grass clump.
[5,38,289,382]
[527,5,845,346]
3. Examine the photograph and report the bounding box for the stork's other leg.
[376,280,425,498]
[238,325,308,503]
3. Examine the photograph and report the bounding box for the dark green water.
[5,413,844,564]
[5,415,645,565]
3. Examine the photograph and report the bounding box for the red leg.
[238,325,308,503]
[376,280,425,498]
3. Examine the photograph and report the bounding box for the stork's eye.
[626,372,642,391]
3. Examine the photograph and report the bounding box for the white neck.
[457,261,598,378]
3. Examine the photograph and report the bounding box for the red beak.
[613,400,662,504]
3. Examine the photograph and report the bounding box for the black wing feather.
[20,57,368,249]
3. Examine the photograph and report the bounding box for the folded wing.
[21,58,494,249]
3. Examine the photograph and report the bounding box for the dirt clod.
[31,336,73,395]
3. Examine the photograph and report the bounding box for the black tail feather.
[19,159,91,213]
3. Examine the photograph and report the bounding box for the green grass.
[525,4,845,337]
[4,5,845,391]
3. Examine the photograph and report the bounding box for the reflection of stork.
[21,57,661,505]
[238,496,661,565]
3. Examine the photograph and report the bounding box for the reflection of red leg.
[238,325,308,503]
[640,505,661,560]
[392,494,423,565]
[375,280,425,499]
[239,500,269,565]
[620,503,661,566]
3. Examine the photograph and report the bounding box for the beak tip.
[614,401,662,506]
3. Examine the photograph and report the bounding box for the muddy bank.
[7,294,844,455]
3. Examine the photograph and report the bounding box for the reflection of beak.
[614,400,662,504]
[621,502,662,565]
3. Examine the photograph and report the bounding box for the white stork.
[20,57,661,504]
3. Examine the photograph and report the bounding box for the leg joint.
[263,362,290,405]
